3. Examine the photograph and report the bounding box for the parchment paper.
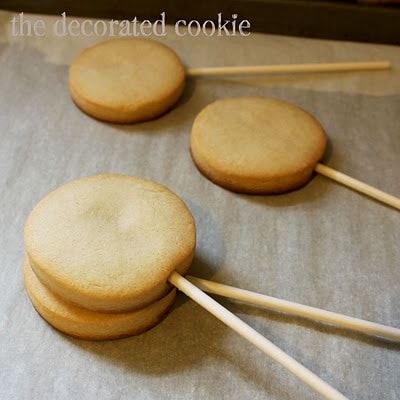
[0,11,399,400]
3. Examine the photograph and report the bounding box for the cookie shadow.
[173,199,227,310]
[60,258,304,399]
[61,255,294,396]
[104,78,210,136]
[62,255,221,377]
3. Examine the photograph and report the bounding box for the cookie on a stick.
[69,38,390,124]
[24,174,347,399]
[24,174,196,312]
[190,96,400,210]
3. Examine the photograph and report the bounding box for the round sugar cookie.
[24,258,176,340]
[191,96,327,194]
[69,38,186,123]
[24,174,196,312]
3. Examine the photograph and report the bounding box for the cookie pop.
[190,96,400,210]
[69,38,390,123]
[24,174,347,400]
[24,174,196,313]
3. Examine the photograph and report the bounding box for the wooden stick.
[186,61,390,77]
[169,272,349,400]
[186,276,400,342]
[315,163,400,211]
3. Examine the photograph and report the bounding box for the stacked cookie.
[24,174,196,340]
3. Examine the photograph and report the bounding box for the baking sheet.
[0,11,399,400]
